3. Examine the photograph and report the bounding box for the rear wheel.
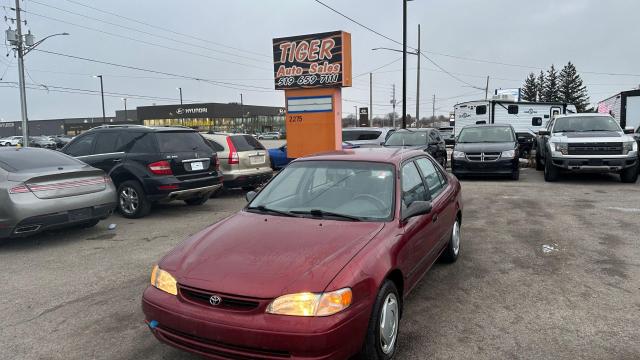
[440,218,461,263]
[360,281,401,360]
[620,164,639,183]
[185,196,209,206]
[117,180,151,218]
[544,155,559,182]
[511,168,520,180]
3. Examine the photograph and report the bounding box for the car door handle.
[432,213,439,223]
[113,159,122,163]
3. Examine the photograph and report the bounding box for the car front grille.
[568,142,623,155]
[179,285,261,311]
[465,152,501,162]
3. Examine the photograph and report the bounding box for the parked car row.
[0,135,73,149]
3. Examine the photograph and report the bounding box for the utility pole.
[390,84,397,128]
[13,0,29,146]
[177,87,183,105]
[354,105,358,127]
[369,72,373,125]
[432,94,435,117]
[240,93,244,132]
[122,98,127,122]
[401,0,408,129]
[485,76,490,100]
[415,24,421,125]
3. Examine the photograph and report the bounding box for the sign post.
[273,31,352,158]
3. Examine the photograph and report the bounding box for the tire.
[440,218,461,263]
[360,280,401,360]
[440,156,447,169]
[185,196,209,206]
[117,180,151,219]
[78,219,100,228]
[620,164,639,183]
[511,168,520,181]
[535,151,544,171]
[544,155,559,182]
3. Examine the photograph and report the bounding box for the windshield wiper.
[247,205,298,218]
[290,209,362,221]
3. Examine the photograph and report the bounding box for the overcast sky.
[1,0,639,122]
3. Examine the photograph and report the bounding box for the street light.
[177,87,183,105]
[94,75,106,124]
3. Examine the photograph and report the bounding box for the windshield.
[458,126,515,143]
[552,116,621,133]
[385,131,429,146]
[342,130,382,141]
[249,160,395,221]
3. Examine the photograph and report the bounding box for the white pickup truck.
[536,113,639,183]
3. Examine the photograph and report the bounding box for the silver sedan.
[0,147,117,240]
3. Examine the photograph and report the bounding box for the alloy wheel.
[119,186,139,215]
[379,293,399,355]
[452,220,460,255]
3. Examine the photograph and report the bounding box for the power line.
[353,57,402,79]
[28,0,267,64]
[63,0,270,59]
[33,49,276,92]
[23,9,272,72]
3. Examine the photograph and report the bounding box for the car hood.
[455,142,516,153]
[160,211,385,298]
[550,131,633,142]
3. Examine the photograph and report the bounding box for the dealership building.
[0,102,285,138]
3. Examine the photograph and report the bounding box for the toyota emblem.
[209,295,222,306]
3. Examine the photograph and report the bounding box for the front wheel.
[511,168,520,181]
[620,164,639,183]
[440,219,461,263]
[360,281,401,360]
[535,151,544,171]
[544,156,559,182]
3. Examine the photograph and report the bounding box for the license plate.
[250,156,265,165]
[69,208,92,222]
[191,162,204,171]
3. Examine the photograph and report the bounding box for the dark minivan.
[451,124,520,180]
[62,125,223,218]
[384,128,448,168]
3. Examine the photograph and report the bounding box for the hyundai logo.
[209,295,222,306]
[176,108,184,115]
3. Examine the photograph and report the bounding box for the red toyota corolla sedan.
[142,148,463,360]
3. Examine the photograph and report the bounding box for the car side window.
[401,161,429,209]
[94,132,120,154]
[209,140,225,152]
[415,158,446,198]
[65,134,96,157]
[118,132,157,153]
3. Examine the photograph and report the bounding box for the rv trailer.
[453,95,576,135]
[597,89,640,131]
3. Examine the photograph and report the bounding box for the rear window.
[230,135,265,151]
[342,130,383,141]
[385,131,429,146]
[155,132,212,153]
[0,149,81,172]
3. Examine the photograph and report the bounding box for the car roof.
[461,124,514,130]
[87,125,197,133]
[294,147,426,165]
[342,127,393,131]
[554,113,612,119]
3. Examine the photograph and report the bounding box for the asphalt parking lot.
[1,167,639,360]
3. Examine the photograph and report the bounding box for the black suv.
[62,125,223,218]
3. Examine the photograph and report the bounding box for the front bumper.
[451,157,519,175]
[549,156,638,172]
[141,286,369,360]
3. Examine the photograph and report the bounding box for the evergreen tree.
[535,70,545,102]
[542,65,560,102]
[521,72,538,102]
[559,62,590,112]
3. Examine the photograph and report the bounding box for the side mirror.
[245,191,257,202]
[380,141,385,146]
[538,130,550,136]
[401,201,432,221]
[623,127,634,134]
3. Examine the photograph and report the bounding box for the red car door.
[415,157,455,250]
[398,160,441,289]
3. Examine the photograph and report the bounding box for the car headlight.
[452,150,465,159]
[623,141,637,154]
[549,141,568,155]
[266,288,352,317]
[150,265,177,295]
[501,150,516,158]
